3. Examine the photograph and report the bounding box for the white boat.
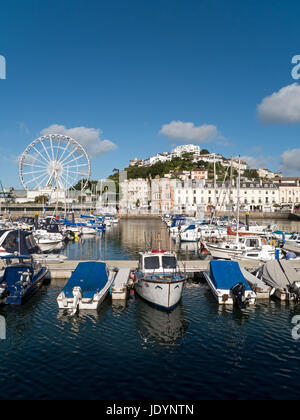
[204,236,276,260]
[57,262,115,313]
[180,224,227,242]
[134,251,185,310]
[285,233,300,245]
[33,229,63,245]
[80,226,97,235]
[203,260,256,307]
[272,230,294,240]
[255,260,300,301]
[232,247,283,262]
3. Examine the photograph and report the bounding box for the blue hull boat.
[0,255,48,305]
[204,260,256,308]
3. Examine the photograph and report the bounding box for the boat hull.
[57,289,110,310]
[2,267,48,305]
[203,270,256,306]
[134,278,184,310]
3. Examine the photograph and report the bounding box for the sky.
[1,0,300,188]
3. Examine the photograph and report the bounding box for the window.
[245,239,259,247]
[144,257,160,270]
[162,256,177,269]
[2,233,18,253]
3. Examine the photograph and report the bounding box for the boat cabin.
[138,251,179,273]
[0,230,39,255]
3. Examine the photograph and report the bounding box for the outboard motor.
[231,282,250,309]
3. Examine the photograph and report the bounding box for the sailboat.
[204,157,276,260]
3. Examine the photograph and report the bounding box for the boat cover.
[62,262,109,299]
[209,260,251,290]
[261,260,300,289]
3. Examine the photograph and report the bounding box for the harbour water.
[61,218,300,261]
[1,219,300,400]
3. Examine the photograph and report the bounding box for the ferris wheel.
[19,134,91,191]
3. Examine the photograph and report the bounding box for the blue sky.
[1,0,300,188]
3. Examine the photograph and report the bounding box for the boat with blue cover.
[204,260,256,308]
[0,255,48,305]
[57,262,115,313]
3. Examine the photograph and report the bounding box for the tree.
[243,169,259,179]
[34,194,49,204]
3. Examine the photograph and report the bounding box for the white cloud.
[257,83,300,124]
[40,124,117,158]
[240,155,274,169]
[159,120,222,144]
[279,148,300,175]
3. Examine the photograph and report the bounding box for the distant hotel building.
[119,176,300,215]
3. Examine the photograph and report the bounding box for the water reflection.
[62,220,204,261]
[56,296,111,330]
[135,295,188,347]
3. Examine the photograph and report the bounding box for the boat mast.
[236,156,241,244]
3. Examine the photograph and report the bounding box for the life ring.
[269,239,276,247]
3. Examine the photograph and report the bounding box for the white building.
[119,177,283,215]
[278,178,300,209]
[171,144,201,158]
[119,178,151,214]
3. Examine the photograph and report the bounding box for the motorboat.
[255,260,300,301]
[134,250,185,310]
[33,229,63,245]
[57,262,115,313]
[0,255,48,305]
[180,224,227,242]
[168,217,193,236]
[0,229,67,263]
[272,230,294,240]
[203,260,256,308]
[232,247,283,262]
[204,236,276,260]
[285,233,300,245]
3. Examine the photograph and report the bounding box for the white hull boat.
[205,236,276,260]
[232,247,282,262]
[57,262,115,313]
[204,260,256,307]
[134,251,185,310]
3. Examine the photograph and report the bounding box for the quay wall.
[0,203,300,221]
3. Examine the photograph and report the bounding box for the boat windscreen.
[245,239,260,247]
[162,256,177,269]
[144,256,160,270]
